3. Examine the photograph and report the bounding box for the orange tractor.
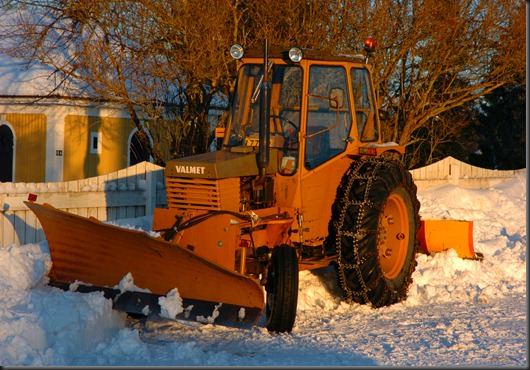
[26,40,476,333]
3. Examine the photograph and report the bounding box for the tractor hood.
[165,147,280,179]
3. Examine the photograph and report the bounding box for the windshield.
[227,64,302,149]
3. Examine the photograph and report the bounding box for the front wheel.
[265,244,299,333]
[327,157,420,307]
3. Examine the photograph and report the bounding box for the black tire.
[265,244,299,333]
[327,157,420,307]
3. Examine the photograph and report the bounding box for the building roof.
[0,53,52,96]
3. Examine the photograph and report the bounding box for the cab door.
[297,64,355,245]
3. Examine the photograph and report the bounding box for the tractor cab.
[222,42,389,178]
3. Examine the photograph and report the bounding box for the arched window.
[128,128,151,166]
[0,124,14,182]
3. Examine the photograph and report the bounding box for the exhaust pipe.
[256,39,271,185]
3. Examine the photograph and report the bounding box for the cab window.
[351,68,378,142]
[305,65,352,169]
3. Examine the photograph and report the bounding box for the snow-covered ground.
[0,174,526,366]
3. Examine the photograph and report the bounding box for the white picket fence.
[409,156,526,190]
[0,157,525,247]
[1,162,168,247]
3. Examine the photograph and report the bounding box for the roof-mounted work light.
[288,47,303,62]
[230,44,244,60]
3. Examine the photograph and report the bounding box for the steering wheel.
[270,115,299,147]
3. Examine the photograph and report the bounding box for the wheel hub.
[378,193,409,279]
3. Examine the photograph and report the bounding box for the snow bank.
[0,175,526,366]
[0,243,124,365]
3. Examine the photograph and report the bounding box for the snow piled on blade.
[0,174,526,366]
[196,303,222,324]
[116,272,151,293]
[158,288,184,320]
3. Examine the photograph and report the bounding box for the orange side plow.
[418,220,483,261]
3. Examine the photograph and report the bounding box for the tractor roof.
[241,47,367,64]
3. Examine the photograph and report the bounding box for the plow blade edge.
[25,201,265,329]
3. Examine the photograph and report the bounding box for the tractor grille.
[165,177,241,212]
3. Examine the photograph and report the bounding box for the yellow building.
[0,54,151,182]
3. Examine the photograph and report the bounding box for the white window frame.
[90,131,102,154]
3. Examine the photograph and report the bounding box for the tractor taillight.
[359,147,377,156]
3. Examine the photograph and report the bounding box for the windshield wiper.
[251,60,274,104]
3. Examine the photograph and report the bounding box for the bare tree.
[229,0,525,166]
[0,0,245,164]
[134,0,242,158]
[0,1,170,164]
[1,0,524,168]
[339,0,525,165]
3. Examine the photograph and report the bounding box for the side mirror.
[329,88,344,109]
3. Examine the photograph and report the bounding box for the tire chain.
[331,156,419,307]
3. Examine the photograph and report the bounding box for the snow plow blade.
[48,281,260,329]
[25,201,265,329]
[418,219,483,260]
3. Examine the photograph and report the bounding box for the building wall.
[63,115,135,181]
[1,98,223,183]
[0,99,136,182]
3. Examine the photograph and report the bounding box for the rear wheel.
[265,244,299,333]
[327,157,420,307]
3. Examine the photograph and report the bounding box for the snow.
[158,288,184,320]
[0,7,89,99]
[0,174,526,366]
[0,53,59,96]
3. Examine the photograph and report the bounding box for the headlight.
[288,47,303,62]
[230,44,244,60]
